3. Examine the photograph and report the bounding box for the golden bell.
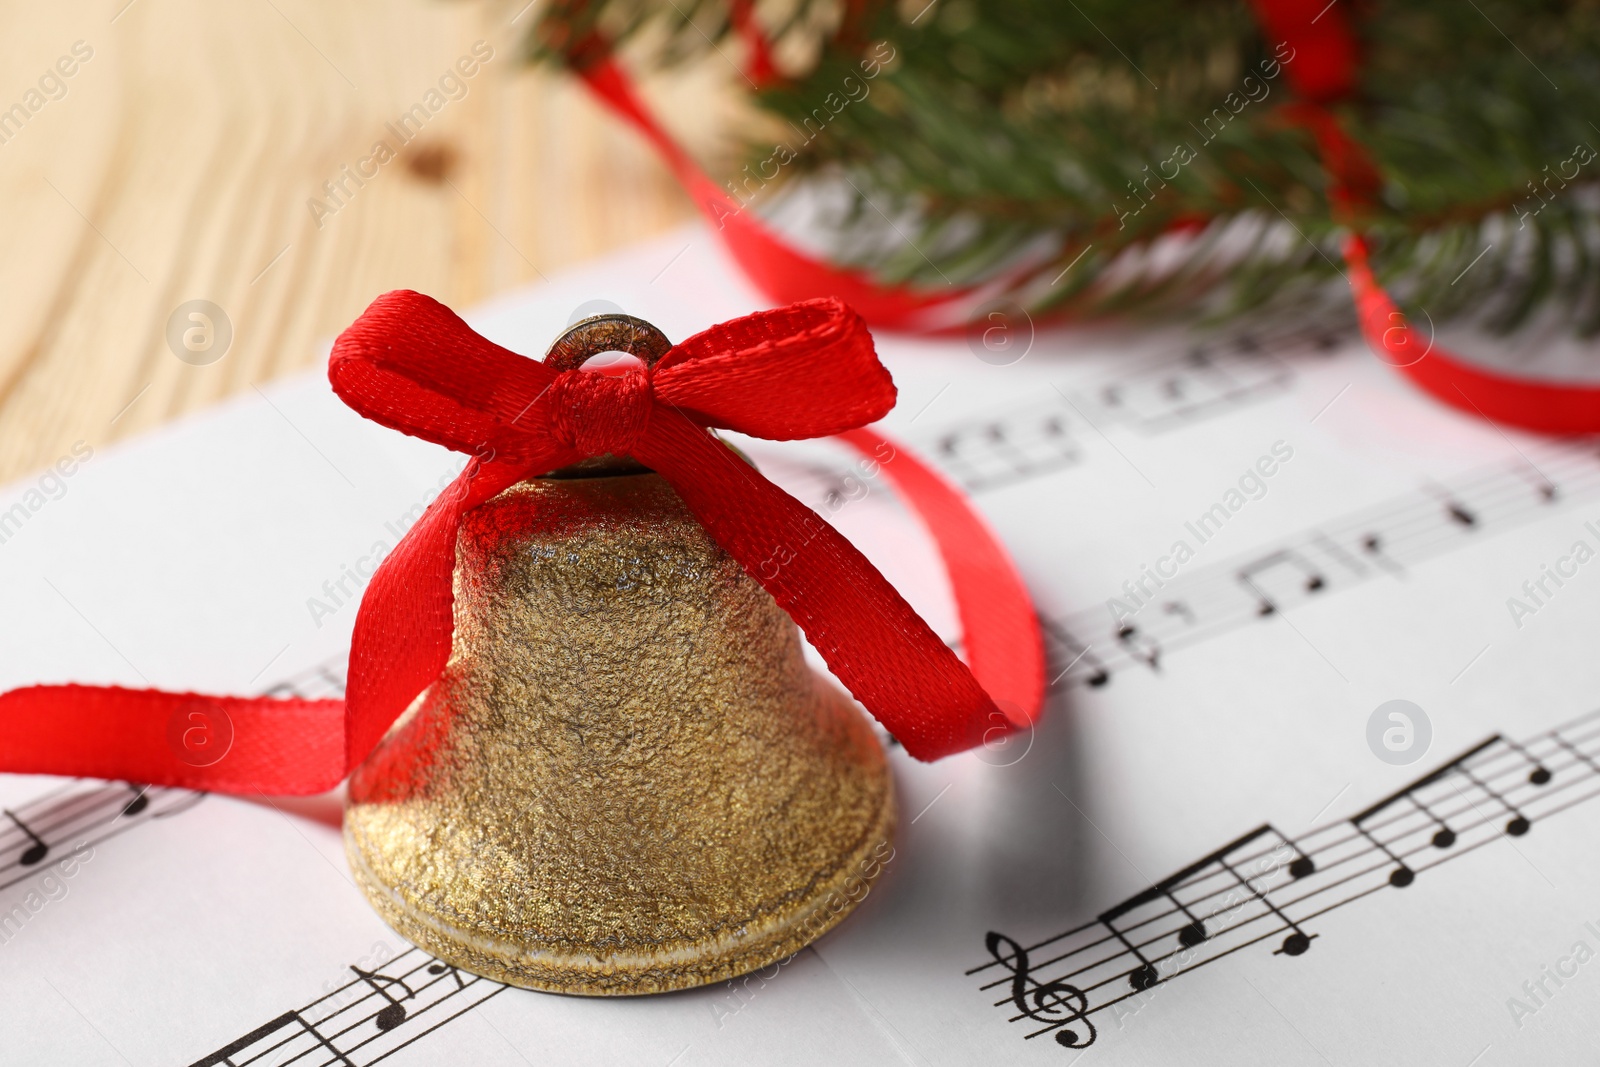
[342,315,895,995]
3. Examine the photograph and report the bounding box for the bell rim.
[344,757,895,996]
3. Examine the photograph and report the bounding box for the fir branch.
[530,0,1600,336]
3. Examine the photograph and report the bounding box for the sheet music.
[971,711,1600,1052]
[6,225,1600,1064]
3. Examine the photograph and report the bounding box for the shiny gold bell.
[343,315,895,995]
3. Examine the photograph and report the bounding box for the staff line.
[974,709,1600,985]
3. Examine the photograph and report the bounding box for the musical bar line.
[0,782,202,893]
[1,652,350,899]
[970,706,1600,1051]
[185,947,506,1067]
[920,324,1341,491]
[180,653,518,1067]
[1041,442,1600,691]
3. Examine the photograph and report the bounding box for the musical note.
[1116,825,1318,975]
[1354,781,1448,886]
[1512,460,1559,502]
[1094,904,1164,992]
[929,414,1081,491]
[187,946,505,1067]
[1042,620,1110,687]
[1115,623,1160,671]
[351,965,413,1031]
[0,781,202,895]
[1286,846,1316,881]
[1356,530,1406,577]
[187,1010,351,1067]
[1111,879,1205,957]
[1505,736,1554,785]
[1027,442,1600,692]
[1236,550,1326,616]
[1454,762,1534,836]
[969,822,1331,1052]
[974,708,1600,1054]
[1083,329,1304,433]
[6,810,48,866]
[1392,735,1532,840]
[121,783,149,816]
[427,961,467,990]
[921,326,1334,489]
[1442,497,1478,528]
[984,933,1097,1048]
[1350,732,1547,893]
[1163,600,1196,625]
[191,702,1600,1067]
[1413,793,1457,849]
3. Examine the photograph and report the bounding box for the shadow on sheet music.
[239,787,346,831]
[842,681,1096,971]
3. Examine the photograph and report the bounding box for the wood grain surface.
[0,0,735,485]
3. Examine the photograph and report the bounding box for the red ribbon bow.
[0,294,1008,795]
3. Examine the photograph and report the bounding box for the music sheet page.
[4,226,1599,1065]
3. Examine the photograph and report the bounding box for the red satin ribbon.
[575,58,970,332]
[566,2,1600,434]
[1257,0,1600,434]
[1344,235,1600,434]
[0,294,1029,793]
[839,427,1044,726]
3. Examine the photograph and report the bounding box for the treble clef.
[985,931,1097,1049]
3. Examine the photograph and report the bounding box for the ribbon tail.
[1254,4,1600,436]
[575,58,968,332]
[637,412,997,760]
[835,428,1044,727]
[1345,235,1600,435]
[0,456,551,796]
[340,457,539,768]
[0,686,345,794]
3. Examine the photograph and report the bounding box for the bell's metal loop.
[541,313,673,478]
[544,314,672,372]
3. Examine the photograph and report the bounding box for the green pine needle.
[530,0,1600,337]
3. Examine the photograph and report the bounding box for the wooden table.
[0,0,731,485]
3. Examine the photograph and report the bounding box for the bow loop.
[329,290,559,464]
[653,298,895,440]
